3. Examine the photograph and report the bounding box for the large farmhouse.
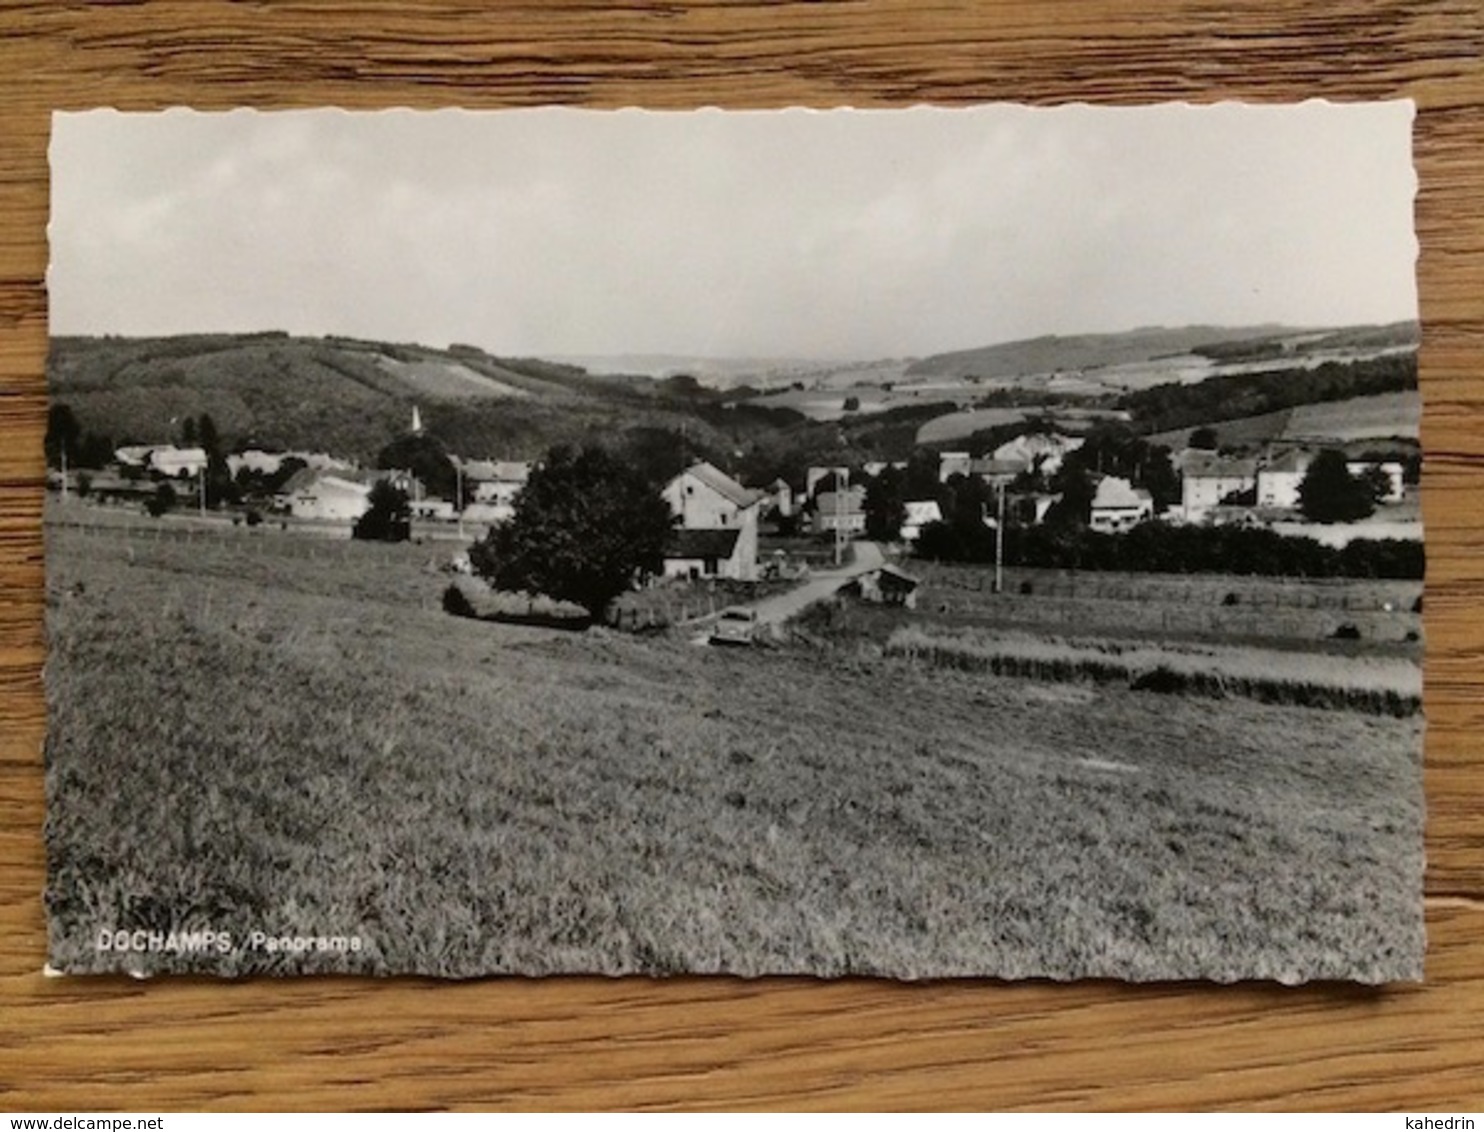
[276,467,420,524]
[1180,453,1257,522]
[1256,449,1312,510]
[661,461,763,581]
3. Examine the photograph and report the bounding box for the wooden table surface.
[2,0,1482,1112]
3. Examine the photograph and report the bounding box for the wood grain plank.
[1,0,1482,1111]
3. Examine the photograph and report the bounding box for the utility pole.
[994,478,1006,594]
[834,467,848,567]
[455,458,464,539]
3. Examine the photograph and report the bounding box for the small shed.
[849,563,921,609]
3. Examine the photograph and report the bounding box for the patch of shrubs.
[442,583,477,619]
[1332,623,1362,640]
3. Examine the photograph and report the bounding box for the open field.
[1148,389,1423,450]
[44,521,1423,982]
[896,560,1424,651]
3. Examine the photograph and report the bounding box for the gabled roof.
[676,461,762,508]
[1091,475,1152,511]
[815,488,866,514]
[279,467,377,496]
[461,459,531,483]
[1259,449,1311,475]
[665,528,741,559]
[1183,451,1258,479]
[876,564,921,589]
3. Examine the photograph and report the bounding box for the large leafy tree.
[1298,449,1383,523]
[863,466,907,541]
[353,480,412,542]
[45,404,81,468]
[471,445,675,620]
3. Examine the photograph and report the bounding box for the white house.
[811,487,867,535]
[279,469,372,522]
[937,451,973,482]
[462,459,532,505]
[1256,449,1312,510]
[1348,460,1406,504]
[1090,475,1153,533]
[661,461,763,581]
[762,477,793,518]
[991,433,1084,477]
[149,446,209,478]
[114,445,155,469]
[1180,453,1257,522]
[900,499,943,543]
[227,449,287,478]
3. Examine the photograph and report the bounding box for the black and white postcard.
[44,103,1424,982]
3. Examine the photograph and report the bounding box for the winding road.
[745,540,886,633]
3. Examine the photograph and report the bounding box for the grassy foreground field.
[44,520,1424,982]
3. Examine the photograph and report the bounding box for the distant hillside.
[905,326,1297,380]
[46,333,678,462]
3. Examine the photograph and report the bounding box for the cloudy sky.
[49,102,1417,360]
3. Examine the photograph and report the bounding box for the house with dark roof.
[662,528,747,582]
[661,461,764,580]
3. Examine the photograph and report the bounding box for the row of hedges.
[914,519,1424,580]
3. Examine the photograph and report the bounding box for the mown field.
[44,519,1424,982]
[901,560,1425,651]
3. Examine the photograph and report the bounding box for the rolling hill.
[905,325,1293,380]
[46,333,685,463]
[905,322,1420,385]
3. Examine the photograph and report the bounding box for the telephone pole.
[994,478,1006,594]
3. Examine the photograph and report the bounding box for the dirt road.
[746,540,885,630]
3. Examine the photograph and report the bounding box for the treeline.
[1119,353,1417,435]
[915,519,1424,580]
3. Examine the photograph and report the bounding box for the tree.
[193,413,237,508]
[1297,449,1381,523]
[470,445,675,620]
[353,480,411,542]
[377,432,458,502]
[45,404,81,468]
[842,395,861,412]
[145,482,177,518]
[1188,426,1219,450]
[864,466,907,541]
